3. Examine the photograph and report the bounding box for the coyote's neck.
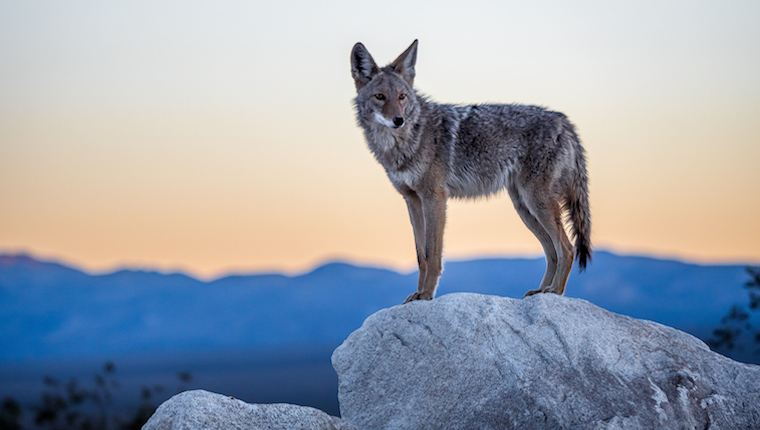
[364,116,424,174]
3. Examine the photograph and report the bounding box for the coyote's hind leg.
[515,182,573,296]
[508,182,558,297]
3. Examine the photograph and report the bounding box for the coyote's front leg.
[403,186,446,303]
[403,191,427,302]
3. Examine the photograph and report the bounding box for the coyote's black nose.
[393,117,404,127]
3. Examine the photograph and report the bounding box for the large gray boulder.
[332,293,760,430]
[142,390,355,430]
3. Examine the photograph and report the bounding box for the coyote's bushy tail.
[563,124,592,271]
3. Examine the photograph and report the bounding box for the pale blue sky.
[1,0,758,276]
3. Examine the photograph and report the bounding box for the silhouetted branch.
[708,267,760,362]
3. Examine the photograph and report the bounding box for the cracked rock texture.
[331,293,760,430]
[142,390,355,430]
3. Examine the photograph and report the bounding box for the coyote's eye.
[399,93,407,100]
[374,94,385,101]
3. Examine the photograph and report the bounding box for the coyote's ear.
[351,42,379,91]
[390,39,418,87]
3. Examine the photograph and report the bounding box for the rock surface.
[142,390,355,430]
[332,293,760,430]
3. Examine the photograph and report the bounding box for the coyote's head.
[351,40,419,131]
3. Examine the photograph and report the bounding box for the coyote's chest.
[376,144,427,190]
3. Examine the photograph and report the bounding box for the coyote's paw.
[523,287,564,298]
[403,292,433,304]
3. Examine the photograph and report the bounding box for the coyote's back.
[351,40,591,302]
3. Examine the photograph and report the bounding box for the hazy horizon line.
[2,248,758,283]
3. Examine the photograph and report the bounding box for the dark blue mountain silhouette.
[0,251,755,416]
[0,251,751,363]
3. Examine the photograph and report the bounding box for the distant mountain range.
[1,251,758,417]
[1,251,755,363]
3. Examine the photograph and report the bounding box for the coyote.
[350,40,591,303]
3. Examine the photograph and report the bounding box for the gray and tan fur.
[351,40,591,303]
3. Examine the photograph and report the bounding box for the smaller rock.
[142,390,355,430]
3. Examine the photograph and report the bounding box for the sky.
[1,0,759,278]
